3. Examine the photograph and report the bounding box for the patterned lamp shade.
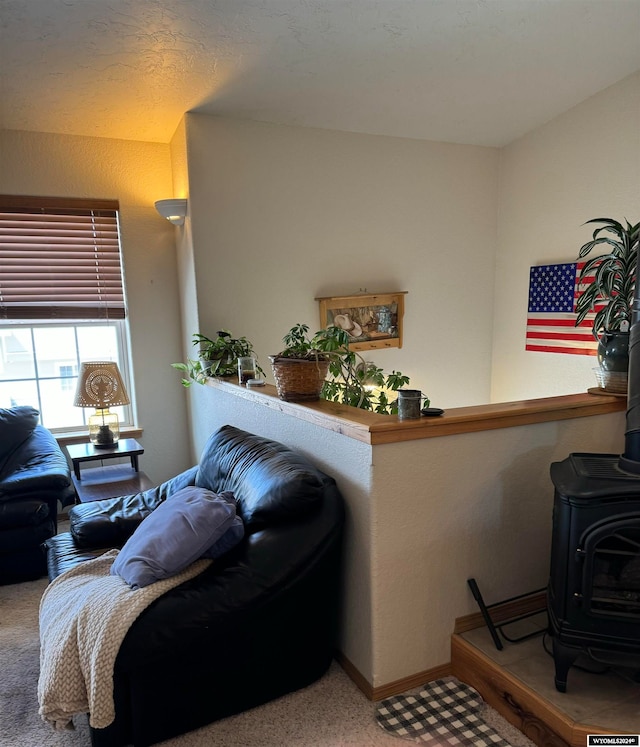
[73,361,130,447]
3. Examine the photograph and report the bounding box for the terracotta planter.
[269,356,329,401]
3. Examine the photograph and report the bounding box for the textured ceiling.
[1,0,639,147]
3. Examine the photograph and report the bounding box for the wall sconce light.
[155,198,188,226]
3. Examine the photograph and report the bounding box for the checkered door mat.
[376,677,512,746]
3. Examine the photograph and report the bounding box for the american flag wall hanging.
[526,262,599,356]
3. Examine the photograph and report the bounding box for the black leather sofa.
[45,424,345,747]
[0,406,75,584]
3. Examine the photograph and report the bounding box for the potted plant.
[314,328,411,414]
[269,324,332,401]
[172,330,263,387]
[270,323,415,413]
[574,218,639,390]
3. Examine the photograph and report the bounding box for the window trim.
[0,195,134,433]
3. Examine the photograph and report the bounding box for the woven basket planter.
[269,356,330,402]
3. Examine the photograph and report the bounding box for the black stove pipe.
[619,239,640,474]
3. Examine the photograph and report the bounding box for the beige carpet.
[0,574,535,747]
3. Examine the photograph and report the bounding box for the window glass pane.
[0,328,35,381]
[0,379,39,410]
[0,321,132,431]
[77,325,119,361]
[32,327,77,380]
[59,365,77,391]
[39,377,81,429]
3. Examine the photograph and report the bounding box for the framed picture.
[316,291,407,351]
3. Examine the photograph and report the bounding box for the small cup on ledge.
[238,356,257,385]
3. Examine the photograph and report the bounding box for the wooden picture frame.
[316,291,407,351]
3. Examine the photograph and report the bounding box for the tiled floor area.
[460,613,640,734]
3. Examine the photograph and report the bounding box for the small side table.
[66,438,153,503]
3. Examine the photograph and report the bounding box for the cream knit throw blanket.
[38,549,211,731]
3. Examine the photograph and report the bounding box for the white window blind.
[0,195,126,320]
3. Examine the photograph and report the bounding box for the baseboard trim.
[454,591,547,634]
[335,651,451,701]
[335,590,546,704]
[370,662,453,701]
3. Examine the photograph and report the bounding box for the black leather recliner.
[0,406,75,584]
[45,424,345,747]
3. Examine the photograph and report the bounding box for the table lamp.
[73,361,130,447]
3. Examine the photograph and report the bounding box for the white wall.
[0,129,192,484]
[168,119,203,462]
[491,71,640,403]
[183,115,499,416]
[180,73,639,434]
[371,413,625,685]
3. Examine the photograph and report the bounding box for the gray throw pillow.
[110,487,243,589]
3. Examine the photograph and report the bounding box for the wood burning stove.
[547,229,640,692]
[547,452,640,692]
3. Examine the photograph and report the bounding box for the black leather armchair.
[0,406,75,584]
[45,425,345,747]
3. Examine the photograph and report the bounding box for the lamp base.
[88,409,120,447]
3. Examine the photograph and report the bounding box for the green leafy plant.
[575,218,639,338]
[272,323,419,414]
[276,323,331,361]
[172,330,263,387]
[316,326,412,414]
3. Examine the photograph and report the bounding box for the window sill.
[55,426,143,447]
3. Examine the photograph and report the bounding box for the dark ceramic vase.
[597,330,630,372]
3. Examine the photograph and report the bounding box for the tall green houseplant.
[575,218,639,337]
[574,218,639,389]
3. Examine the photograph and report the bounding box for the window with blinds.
[0,195,125,320]
[0,195,132,431]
